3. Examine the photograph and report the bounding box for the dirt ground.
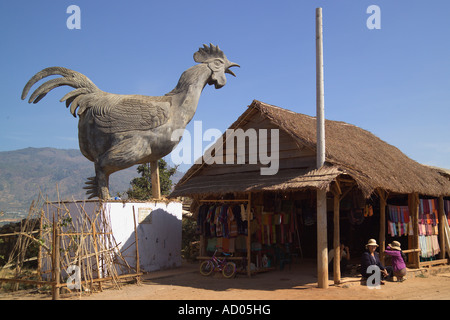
[2,260,450,301]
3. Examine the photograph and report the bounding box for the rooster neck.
[166,64,212,127]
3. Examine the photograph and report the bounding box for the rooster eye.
[208,59,224,72]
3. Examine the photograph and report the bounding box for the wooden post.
[413,194,420,268]
[151,160,161,200]
[246,193,252,277]
[316,7,328,289]
[438,196,445,259]
[92,224,102,292]
[332,184,341,285]
[36,207,44,287]
[52,215,60,300]
[199,235,206,257]
[132,206,141,284]
[317,190,328,288]
[377,189,387,265]
[408,193,420,268]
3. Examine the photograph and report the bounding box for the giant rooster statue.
[21,44,239,200]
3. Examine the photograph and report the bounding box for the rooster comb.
[193,43,226,63]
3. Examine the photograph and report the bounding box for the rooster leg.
[83,165,110,200]
[96,168,111,200]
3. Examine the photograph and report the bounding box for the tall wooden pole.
[316,7,328,289]
[316,8,325,167]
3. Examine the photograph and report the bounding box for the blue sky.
[1,0,449,172]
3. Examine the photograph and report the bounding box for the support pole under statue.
[151,160,161,199]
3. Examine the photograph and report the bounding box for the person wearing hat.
[360,239,393,284]
[384,241,407,282]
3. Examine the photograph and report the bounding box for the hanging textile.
[444,199,450,226]
[418,199,439,236]
[416,199,442,259]
[364,204,374,217]
[196,203,249,240]
[196,203,210,235]
[387,205,411,237]
[228,206,238,238]
[419,235,440,258]
[261,213,273,245]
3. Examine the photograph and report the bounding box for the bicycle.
[199,247,237,278]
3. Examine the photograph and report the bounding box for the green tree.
[126,159,177,200]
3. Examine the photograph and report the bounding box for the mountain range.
[0,147,183,221]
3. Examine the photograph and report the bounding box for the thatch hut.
[170,100,450,282]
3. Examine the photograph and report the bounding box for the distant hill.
[0,148,183,220]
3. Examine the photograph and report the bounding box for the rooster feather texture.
[21,44,239,199]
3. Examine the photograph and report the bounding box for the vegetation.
[0,218,40,268]
[126,159,178,200]
[126,160,199,261]
[181,215,199,261]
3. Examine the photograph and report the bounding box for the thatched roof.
[171,166,341,196]
[427,166,450,180]
[170,100,450,198]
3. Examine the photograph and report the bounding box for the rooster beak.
[225,62,240,77]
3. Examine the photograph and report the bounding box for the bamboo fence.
[0,193,141,299]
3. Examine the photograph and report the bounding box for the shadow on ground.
[140,258,363,293]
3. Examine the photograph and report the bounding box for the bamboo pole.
[0,272,143,288]
[37,208,43,286]
[92,223,102,292]
[52,217,60,300]
[133,207,141,284]
[12,220,23,291]
[0,230,40,237]
[0,278,55,286]
[57,272,143,288]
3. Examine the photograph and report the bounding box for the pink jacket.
[384,246,406,272]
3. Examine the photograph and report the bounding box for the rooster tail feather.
[27,78,75,103]
[21,67,99,116]
[60,88,91,117]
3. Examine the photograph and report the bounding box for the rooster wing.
[79,94,171,134]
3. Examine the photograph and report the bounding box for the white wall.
[43,200,182,275]
[106,201,182,272]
